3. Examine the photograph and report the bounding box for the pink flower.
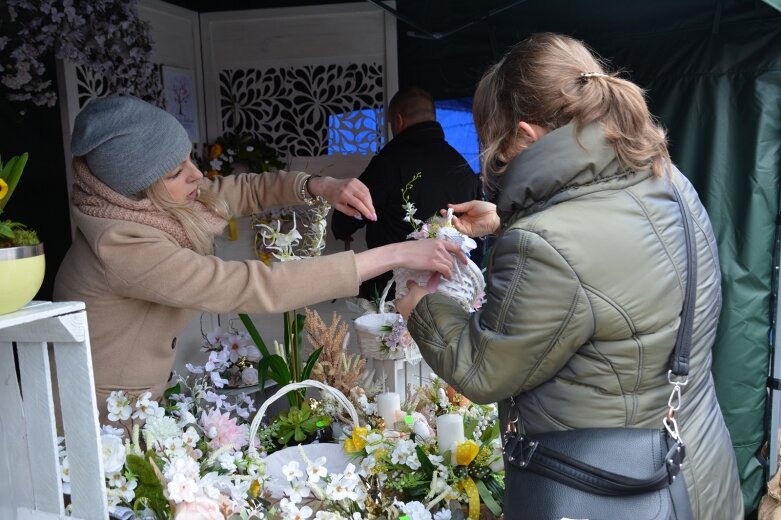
[174,497,223,520]
[200,410,248,450]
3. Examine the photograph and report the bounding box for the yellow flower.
[0,178,7,200]
[455,439,480,466]
[343,426,368,453]
[209,143,223,159]
[249,479,261,498]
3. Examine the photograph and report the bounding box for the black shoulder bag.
[502,185,696,520]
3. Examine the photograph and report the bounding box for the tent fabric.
[762,0,781,12]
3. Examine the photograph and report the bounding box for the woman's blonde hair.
[145,180,231,255]
[473,32,670,186]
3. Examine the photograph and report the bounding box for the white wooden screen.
[200,2,398,179]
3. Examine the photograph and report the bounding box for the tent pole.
[770,210,781,478]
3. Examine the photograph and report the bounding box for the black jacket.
[332,120,481,300]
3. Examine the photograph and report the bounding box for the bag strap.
[668,183,696,377]
[504,431,686,496]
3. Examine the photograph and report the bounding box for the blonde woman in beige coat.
[54,95,465,421]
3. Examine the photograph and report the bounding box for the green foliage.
[240,311,323,407]
[197,132,284,176]
[0,153,40,247]
[475,478,502,517]
[125,453,169,518]
[272,401,332,446]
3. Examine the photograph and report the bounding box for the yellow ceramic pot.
[0,243,45,315]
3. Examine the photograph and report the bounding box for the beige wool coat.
[408,123,743,519]
[54,168,360,420]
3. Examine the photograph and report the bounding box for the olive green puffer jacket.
[407,123,743,519]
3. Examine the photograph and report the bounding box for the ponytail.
[473,33,671,183]
[571,73,670,178]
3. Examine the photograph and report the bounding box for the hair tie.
[580,72,608,79]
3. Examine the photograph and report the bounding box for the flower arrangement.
[237,199,331,408]
[0,152,39,247]
[252,200,330,264]
[187,324,262,389]
[58,373,266,519]
[395,174,486,312]
[0,0,160,107]
[197,132,285,178]
[377,314,419,359]
[338,376,504,520]
[56,355,505,519]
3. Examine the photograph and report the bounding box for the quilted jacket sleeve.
[407,226,595,404]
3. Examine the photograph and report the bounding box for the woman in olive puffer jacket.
[396,33,743,519]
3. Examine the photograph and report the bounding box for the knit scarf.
[71,158,227,250]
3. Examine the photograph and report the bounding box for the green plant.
[239,311,323,408]
[0,152,39,247]
[197,132,284,177]
[272,401,332,446]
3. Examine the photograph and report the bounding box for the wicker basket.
[392,255,485,313]
[248,380,360,499]
[393,210,485,313]
[353,280,419,361]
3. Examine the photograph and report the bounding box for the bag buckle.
[664,440,686,483]
[505,434,538,467]
[503,432,538,467]
[517,436,538,467]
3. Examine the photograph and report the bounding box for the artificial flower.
[100,434,127,474]
[174,496,223,520]
[200,410,248,450]
[455,440,480,467]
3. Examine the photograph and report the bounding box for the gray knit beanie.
[71,95,192,196]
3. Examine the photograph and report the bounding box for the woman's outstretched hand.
[398,238,467,278]
[354,238,467,290]
[444,200,501,237]
[309,176,377,221]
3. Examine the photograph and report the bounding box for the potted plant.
[271,400,333,448]
[0,152,45,315]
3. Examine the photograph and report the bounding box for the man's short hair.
[388,86,436,123]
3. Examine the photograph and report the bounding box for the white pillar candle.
[375,392,402,429]
[436,413,465,453]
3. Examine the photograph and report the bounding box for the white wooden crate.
[0,301,107,520]
[371,353,433,394]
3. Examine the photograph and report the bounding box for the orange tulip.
[209,143,223,159]
[447,386,470,407]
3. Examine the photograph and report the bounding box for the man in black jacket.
[332,86,481,301]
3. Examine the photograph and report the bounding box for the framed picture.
[161,65,199,142]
